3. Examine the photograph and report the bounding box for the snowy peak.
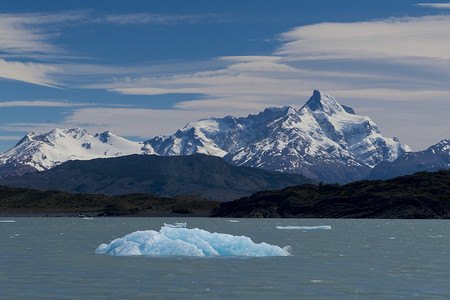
[0,128,149,174]
[303,90,348,116]
[146,90,410,182]
[428,139,450,154]
[367,138,450,180]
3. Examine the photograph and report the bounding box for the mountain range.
[367,139,450,180]
[0,90,448,183]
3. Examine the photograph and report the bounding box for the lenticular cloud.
[95,226,290,257]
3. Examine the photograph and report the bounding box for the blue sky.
[1,0,450,152]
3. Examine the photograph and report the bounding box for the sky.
[1,0,450,152]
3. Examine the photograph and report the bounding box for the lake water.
[1,218,449,299]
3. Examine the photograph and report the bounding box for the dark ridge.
[0,154,314,202]
[0,185,219,217]
[211,169,450,219]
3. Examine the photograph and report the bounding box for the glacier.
[95,226,290,257]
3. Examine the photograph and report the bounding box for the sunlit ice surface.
[96,226,291,257]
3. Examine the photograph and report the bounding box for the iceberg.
[276,225,331,230]
[0,220,16,223]
[163,222,186,228]
[95,226,290,257]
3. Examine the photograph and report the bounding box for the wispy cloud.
[416,3,450,9]
[0,100,94,107]
[96,13,231,25]
[0,12,85,56]
[277,15,450,60]
[0,59,60,87]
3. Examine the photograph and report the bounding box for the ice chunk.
[0,220,16,223]
[95,226,290,257]
[163,222,186,228]
[276,225,331,230]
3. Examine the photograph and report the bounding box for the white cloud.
[0,59,60,87]
[327,89,450,102]
[278,15,450,60]
[0,100,94,107]
[416,3,450,9]
[0,12,85,55]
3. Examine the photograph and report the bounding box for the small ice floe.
[82,217,94,220]
[428,235,445,239]
[276,225,331,230]
[0,220,16,223]
[228,220,240,223]
[163,222,186,228]
[95,226,290,257]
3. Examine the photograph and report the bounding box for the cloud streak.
[0,59,60,87]
[0,100,94,107]
[277,15,450,60]
[96,13,231,25]
[416,3,450,9]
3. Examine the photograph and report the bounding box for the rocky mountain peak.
[303,90,348,116]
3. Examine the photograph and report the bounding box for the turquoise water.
[1,218,449,299]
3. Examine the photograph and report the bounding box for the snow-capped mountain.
[145,90,411,182]
[0,90,412,183]
[367,139,450,180]
[0,128,152,177]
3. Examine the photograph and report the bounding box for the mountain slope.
[0,185,218,217]
[212,169,450,219]
[367,139,450,180]
[146,90,410,183]
[0,128,152,177]
[0,154,313,202]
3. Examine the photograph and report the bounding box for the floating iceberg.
[163,222,186,228]
[276,225,331,230]
[95,226,290,257]
[0,220,16,223]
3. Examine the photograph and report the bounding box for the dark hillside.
[0,154,313,202]
[212,170,450,219]
[0,185,219,217]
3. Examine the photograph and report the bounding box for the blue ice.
[276,225,331,230]
[95,226,290,257]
